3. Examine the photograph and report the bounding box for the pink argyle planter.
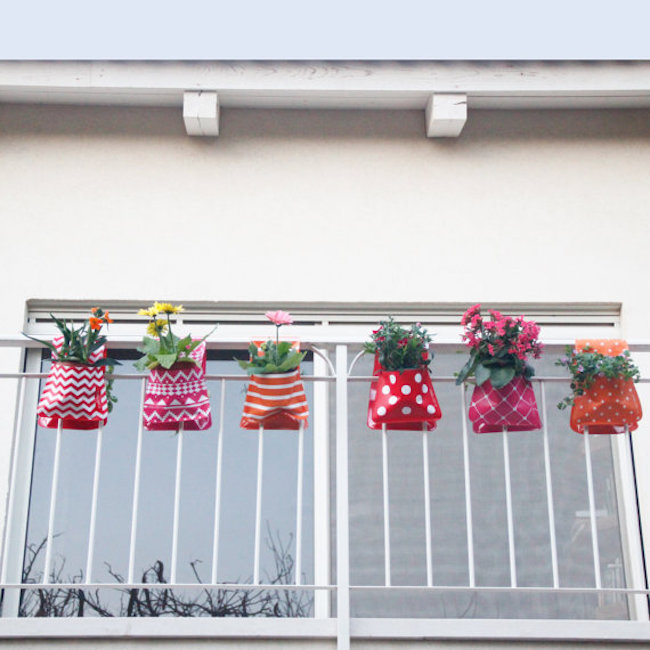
[143,342,212,431]
[468,375,541,433]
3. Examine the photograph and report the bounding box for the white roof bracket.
[183,91,220,136]
[425,93,467,138]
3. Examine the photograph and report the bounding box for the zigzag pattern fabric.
[468,376,541,433]
[37,336,108,430]
[241,368,309,430]
[570,339,643,434]
[143,342,212,431]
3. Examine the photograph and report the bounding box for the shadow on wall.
[2,104,650,143]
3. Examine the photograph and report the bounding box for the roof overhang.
[1,61,649,137]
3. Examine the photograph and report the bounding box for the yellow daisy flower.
[146,319,168,337]
[154,302,184,315]
[138,306,158,317]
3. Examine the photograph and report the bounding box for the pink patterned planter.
[37,337,108,430]
[468,376,541,433]
[143,342,211,431]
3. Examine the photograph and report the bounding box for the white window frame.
[0,302,649,645]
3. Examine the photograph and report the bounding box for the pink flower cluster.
[460,304,543,362]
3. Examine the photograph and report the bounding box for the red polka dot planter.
[468,376,541,434]
[569,339,642,435]
[367,367,442,431]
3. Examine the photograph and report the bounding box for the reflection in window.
[21,351,314,617]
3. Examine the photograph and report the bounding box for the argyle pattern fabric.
[468,375,541,433]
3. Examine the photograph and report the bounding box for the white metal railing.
[0,340,648,650]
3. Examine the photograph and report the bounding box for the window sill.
[0,618,648,643]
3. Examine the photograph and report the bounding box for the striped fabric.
[37,336,108,430]
[241,367,309,430]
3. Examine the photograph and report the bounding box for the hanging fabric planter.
[37,336,109,430]
[456,305,544,434]
[367,353,442,430]
[240,340,309,430]
[468,375,541,433]
[365,319,442,431]
[143,341,212,431]
[567,339,642,435]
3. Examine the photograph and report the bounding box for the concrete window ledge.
[0,618,648,646]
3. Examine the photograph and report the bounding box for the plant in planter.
[456,305,543,433]
[28,308,120,430]
[136,302,215,431]
[239,310,309,430]
[556,339,642,434]
[364,318,442,430]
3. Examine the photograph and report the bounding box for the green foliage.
[134,306,217,371]
[24,309,120,368]
[238,340,307,375]
[555,345,641,409]
[364,318,432,371]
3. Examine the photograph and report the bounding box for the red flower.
[89,317,103,331]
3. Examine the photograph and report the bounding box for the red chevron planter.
[468,376,541,433]
[37,337,108,430]
[142,342,212,431]
[241,367,309,430]
[367,355,442,431]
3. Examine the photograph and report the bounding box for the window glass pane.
[21,351,314,617]
[345,345,630,619]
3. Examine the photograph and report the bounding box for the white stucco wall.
[0,103,649,638]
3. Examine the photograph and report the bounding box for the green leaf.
[475,363,492,386]
[155,353,178,369]
[490,365,516,388]
[455,357,476,385]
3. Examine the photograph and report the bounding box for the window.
[2,304,648,636]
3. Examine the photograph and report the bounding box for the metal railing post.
[335,345,351,650]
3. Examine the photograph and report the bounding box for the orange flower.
[91,307,99,314]
[89,317,103,331]
[103,311,114,324]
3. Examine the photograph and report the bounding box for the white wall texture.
[0,104,649,639]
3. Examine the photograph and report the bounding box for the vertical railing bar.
[85,423,104,583]
[502,427,517,588]
[381,423,391,587]
[584,426,602,589]
[42,420,63,585]
[335,345,351,650]
[211,379,226,585]
[422,423,433,587]
[460,384,475,587]
[540,382,559,588]
[253,425,264,585]
[295,421,304,586]
[170,421,184,585]
[127,378,147,584]
[1,376,26,585]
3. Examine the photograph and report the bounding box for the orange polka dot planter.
[367,354,442,430]
[570,339,642,435]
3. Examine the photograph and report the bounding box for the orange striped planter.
[240,368,309,430]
